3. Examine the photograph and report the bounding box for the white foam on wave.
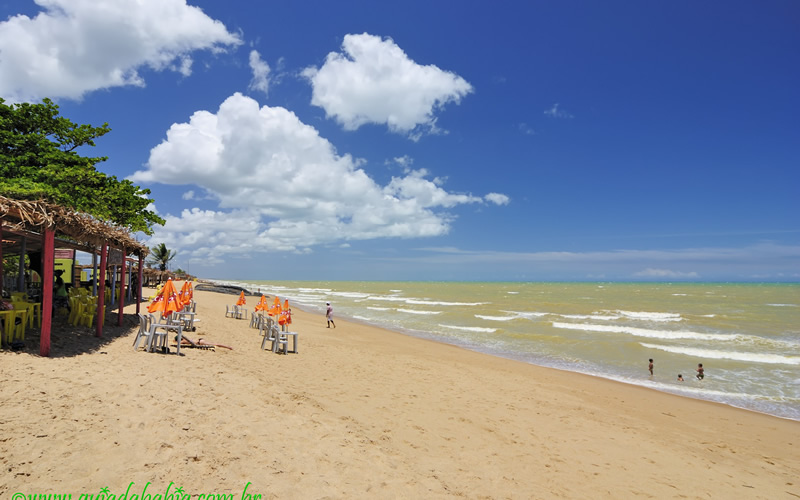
[552,322,736,341]
[397,308,442,315]
[640,343,800,365]
[561,314,619,321]
[406,299,487,306]
[767,303,798,307]
[439,324,497,333]
[503,310,549,319]
[367,306,390,311]
[367,296,414,302]
[617,310,683,322]
[507,291,519,294]
[331,291,371,299]
[475,314,517,321]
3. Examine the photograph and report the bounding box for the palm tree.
[148,243,176,271]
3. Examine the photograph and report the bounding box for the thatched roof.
[0,195,148,257]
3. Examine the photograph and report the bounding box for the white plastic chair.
[133,313,153,351]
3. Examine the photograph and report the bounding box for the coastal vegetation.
[0,97,163,234]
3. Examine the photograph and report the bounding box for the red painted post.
[0,221,4,298]
[117,247,126,326]
[137,254,144,314]
[40,227,55,357]
[96,242,107,337]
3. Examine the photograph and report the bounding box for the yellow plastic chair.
[79,300,99,328]
[11,292,28,301]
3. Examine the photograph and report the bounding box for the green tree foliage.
[148,243,176,271]
[0,97,164,234]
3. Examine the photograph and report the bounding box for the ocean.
[217,280,800,421]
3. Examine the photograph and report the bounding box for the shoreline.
[212,278,800,422]
[2,286,797,498]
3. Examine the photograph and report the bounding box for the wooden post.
[40,228,55,357]
[92,252,98,296]
[17,236,26,292]
[96,242,107,337]
[136,254,144,314]
[117,247,126,326]
[0,221,4,298]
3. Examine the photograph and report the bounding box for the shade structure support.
[40,228,55,357]
[117,247,126,327]
[136,254,143,315]
[96,242,107,338]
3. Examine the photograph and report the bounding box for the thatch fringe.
[0,195,148,257]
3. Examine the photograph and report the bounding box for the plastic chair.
[132,313,153,351]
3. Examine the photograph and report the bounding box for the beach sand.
[1,287,798,499]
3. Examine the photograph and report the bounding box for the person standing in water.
[648,358,654,376]
[696,363,704,380]
[326,302,336,328]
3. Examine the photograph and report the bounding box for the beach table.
[283,331,299,353]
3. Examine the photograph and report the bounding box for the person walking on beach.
[326,302,336,328]
[648,358,654,376]
[696,363,704,380]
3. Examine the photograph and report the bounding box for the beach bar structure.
[0,196,148,356]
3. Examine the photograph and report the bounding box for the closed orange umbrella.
[279,299,292,326]
[236,290,246,306]
[178,281,192,306]
[254,294,268,312]
[148,279,181,318]
[268,296,281,316]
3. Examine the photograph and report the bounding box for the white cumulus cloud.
[302,33,473,138]
[0,0,241,102]
[130,93,505,260]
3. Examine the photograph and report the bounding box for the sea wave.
[502,310,549,319]
[561,314,620,321]
[616,310,683,322]
[366,296,415,302]
[552,322,735,341]
[475,314,518,321]
[640,343,800,365]
[439,324,497,333]
[767,303,798,307]
[367,306,391,311]
[397,308,442,315]
[406,299,488,306]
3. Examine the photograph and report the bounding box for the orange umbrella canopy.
[268,296,282,316]
[254,294,268,312]
[178,281,192,306]
[148,279,182,318]
[236,290,246,306]
[279,299,292,325]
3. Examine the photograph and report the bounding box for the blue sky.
[1,0,798,281]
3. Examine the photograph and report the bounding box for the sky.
[1,0,798,282]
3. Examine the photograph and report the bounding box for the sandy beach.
[1,287,798,499]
